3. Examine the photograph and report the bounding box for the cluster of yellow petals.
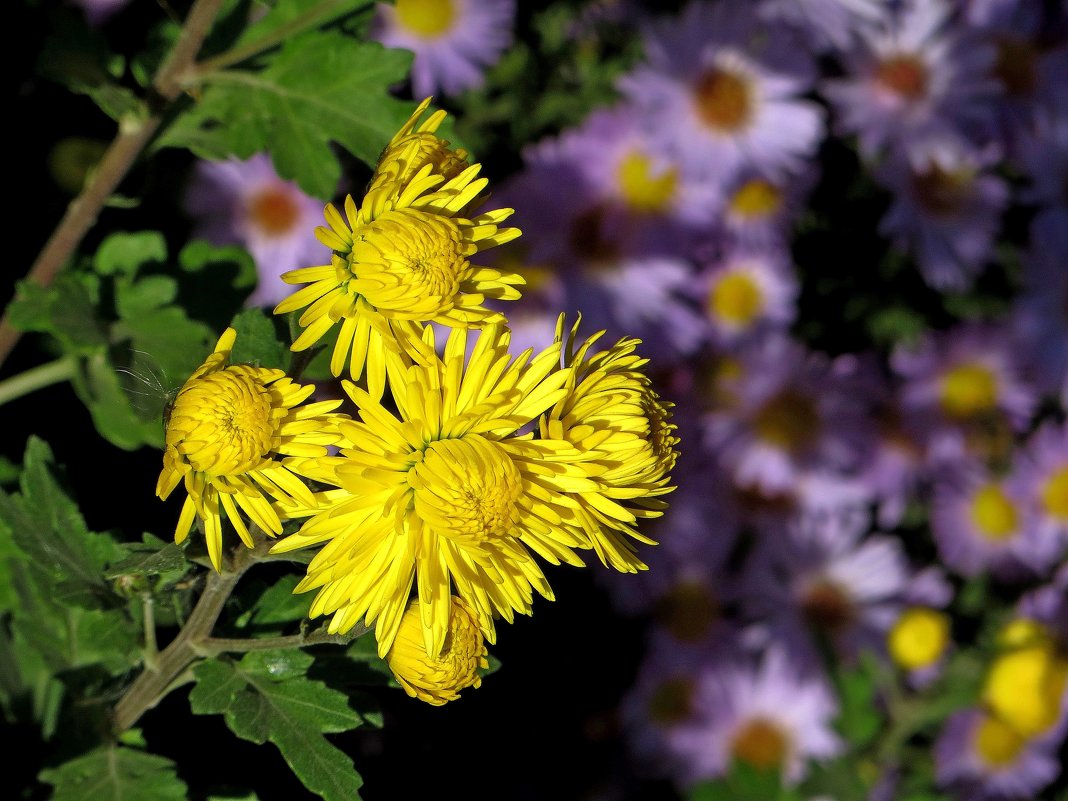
[156,328,345,570]
[386,596,488,705]
[157,100,680,704]
[274,98,524,399]
[981,618,1068,738]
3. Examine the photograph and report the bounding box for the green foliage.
[40,745,188,801]
[690,761,803,801]
[159,33,415,198]
[229,307,292,372]
[190,650,368,801]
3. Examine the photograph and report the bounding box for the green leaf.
[158,33,415,197]
[116,274,179,319]
[832,657,883,748]
[70,351,165,450]
[106,533,190,583]
[229,307,292,371]
[191,651,366,801]
[237,574,314,630]
[40,745,187,801]
[179,240,257,288]
[235,0,374,51]
[93,231,168,276]
[0,438,124,608]
[7,275,107,354]
[111,307,217,397]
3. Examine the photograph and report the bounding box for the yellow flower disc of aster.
[369,97,473,194]
[538,315,680,573]
[386,596,488,705]
[156,328,345,570]
[274,116,523,398]
[981,622,1068,738]
[270,323,609,659]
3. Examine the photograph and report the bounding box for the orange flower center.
[875,55,928,100]
[694,68,752,132]
[249,186,301,235]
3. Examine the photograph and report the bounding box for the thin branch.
[0,0,227,370]
[0,356,77,407]
[198,623,370,655]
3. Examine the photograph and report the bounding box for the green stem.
[0,0,227,370]
[192,0,372,78]
[112,538,262,733]
[141,592,160,672]
[198,623,369,656]
[0,356,77,407]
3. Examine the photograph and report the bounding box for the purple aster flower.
[702,335,877,497]
[935,708,1061,801]
[671,644,842,787]
[887,566,955,687]
[182,154,329,308]
[697,245,798,346]
[371,0,515,99]
[619,0,824,184]
[1009,420,1068,545]
[1014,78,1068,225]
[739,517,910,663]
[758,0,887,52]
[1010,209,1068,402]
[718,166,817,249]
[892,322,1038,467]
[876,136,1009,291]
[824,0,1000,161]
[930,460,1063,581]
[619,629,733,784]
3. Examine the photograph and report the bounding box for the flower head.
[156,328,344,570]
[372,0,515,99]
[542,316,680,572]
[275,102,523,398]
[386,596,488,705]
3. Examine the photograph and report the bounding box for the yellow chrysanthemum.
[369,97,473,194]
[386,596,488,705]
[539,316,680,572]
[271,323,607,659]
[155,328,344,570]
[274,102,523,398]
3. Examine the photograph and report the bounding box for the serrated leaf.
[111,307,216,394]
[0,438,123,606]
[40,745,187,801]
[158,33,415,197]
[191,651,365,801]
[229,308,291,371]
[106,533,189,580]
[179,239,257,287]
[235,0,374,51]
[93,231,168,276]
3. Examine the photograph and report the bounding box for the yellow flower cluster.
[157,100,679,704]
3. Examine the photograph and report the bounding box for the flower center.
[616,150,678,213]
[875,54,928,100]
[167,368,276,476]
[655,580,719,642]
[642,387,680,473]
[1040,466,1068,520]
[248,185,301,235]
[801,579,854,631]
[647,677,695,726]
[731,718,788,771]
[410,436,522,546]
[973,715,1026,768]
[969,483,1018,541]
[694,67,752,132]
[939,362,998,419]
[983,645,1068,737]
[709,271,764,327]
[888,607,950,670]
[729,178,782,220]
[395,0,456,37]
[912,164,974,216]
[994,38,1038,97]
[351,209,466,315]
[753,390,820,451]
